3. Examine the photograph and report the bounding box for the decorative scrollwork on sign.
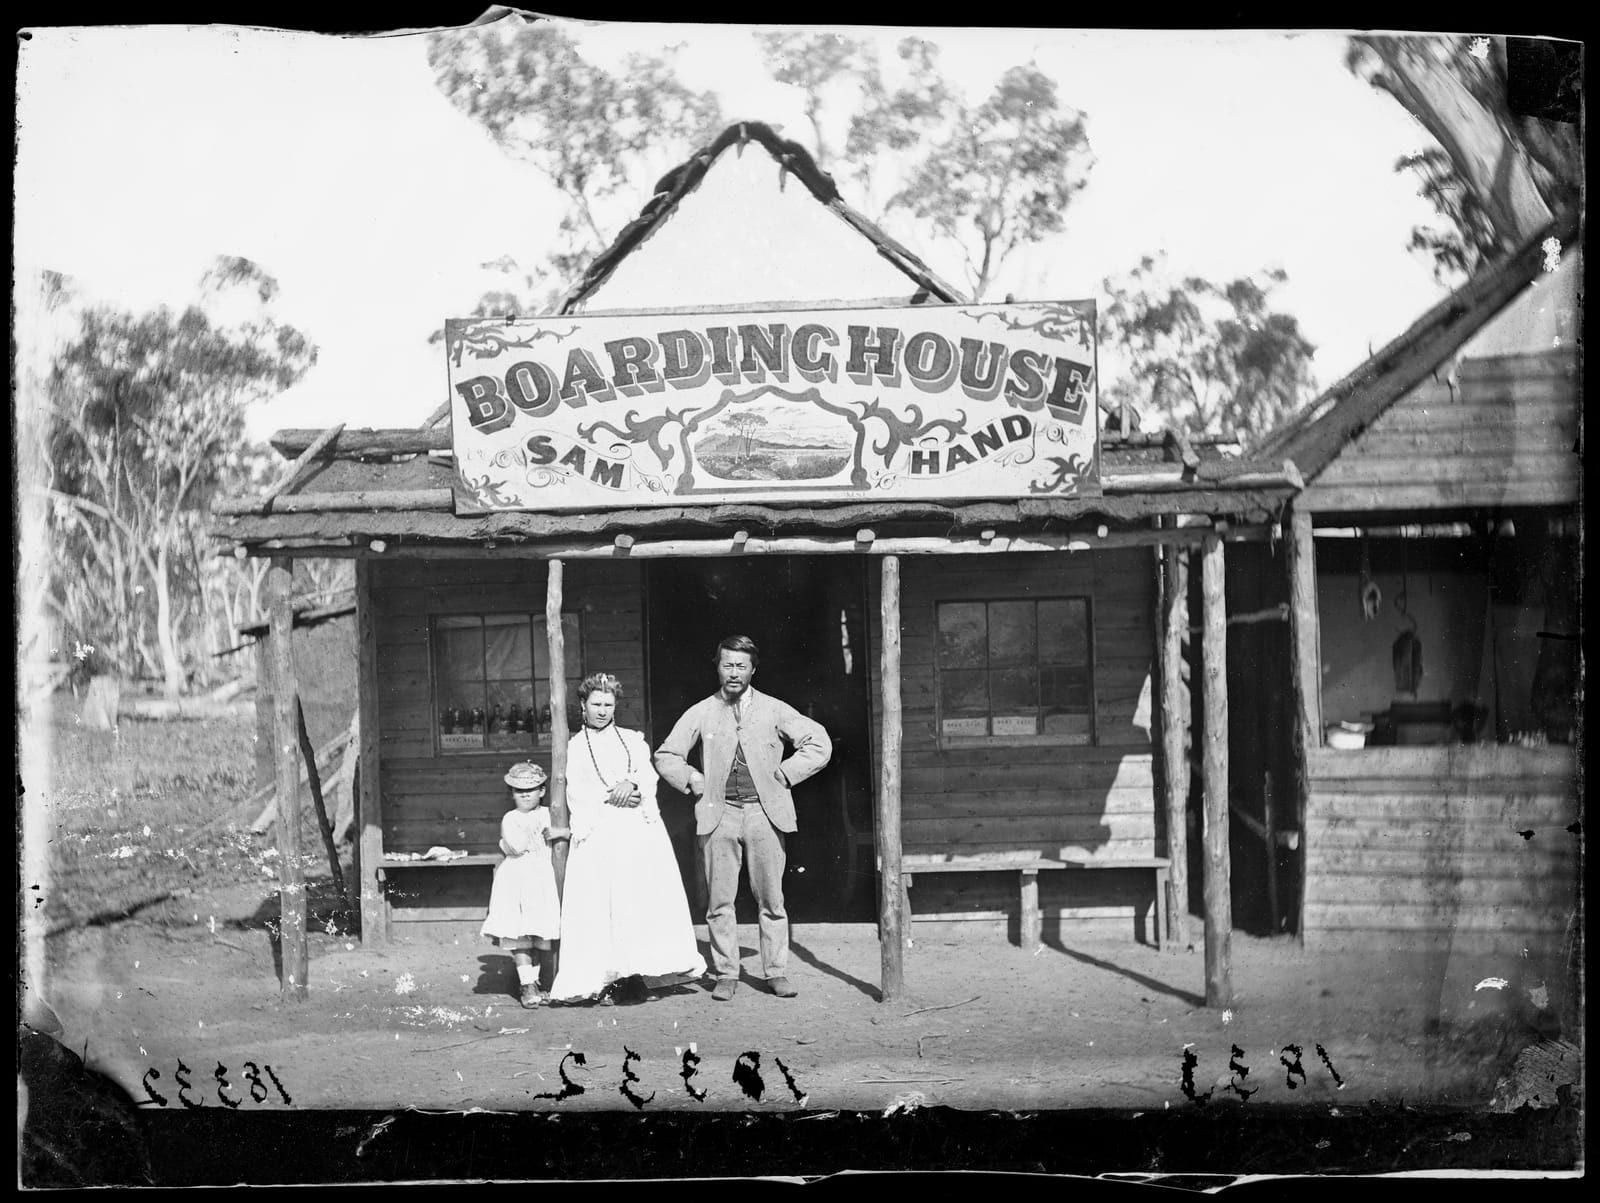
[1029,454,1092,495]
[961,302,1095,353]
[862,399,968,468]
[463,472,518,509]
[446,320,580,367]
[578,409,696,471]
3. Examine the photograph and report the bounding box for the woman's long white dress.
[549,724,708,1001]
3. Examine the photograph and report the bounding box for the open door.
[646,557,876,922]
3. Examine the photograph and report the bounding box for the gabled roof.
[556,121,967,313]
[1255,212,1580,479]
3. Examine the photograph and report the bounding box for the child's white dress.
[480,807,561,947]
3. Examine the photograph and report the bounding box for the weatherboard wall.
[868,549,1167,938]
[370,557,646,923]
[1301,745,1578,953]
[1298,351,1580,512]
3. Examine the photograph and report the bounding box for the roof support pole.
[1285,507,1321,946]
[1200,533,1234,1007]
[1159,519,1193,950]
[354,557,387,944]
[268,556,309,998]
[876,554,906,1002]
[546,560,571,898]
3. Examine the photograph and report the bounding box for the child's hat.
[504,761,548,790]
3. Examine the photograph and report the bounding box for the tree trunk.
[152,542,186,697]
[1362,37,1557,248]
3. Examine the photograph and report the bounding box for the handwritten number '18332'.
[141,1059,292,1108]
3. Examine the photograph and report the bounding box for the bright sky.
[14,18,1452,443]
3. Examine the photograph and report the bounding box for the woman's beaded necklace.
[583,721,632,787]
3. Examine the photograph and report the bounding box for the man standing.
[654,635,831,1001]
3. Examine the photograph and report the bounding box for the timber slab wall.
[1302,745,1578,952]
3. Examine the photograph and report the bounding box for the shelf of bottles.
[437,699,585,753]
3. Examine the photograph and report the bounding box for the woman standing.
[549,673,708,1004]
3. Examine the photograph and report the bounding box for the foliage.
[43,258,316,694]
[757,34,1092,301]
[1347,35,1581,284]
[426,21,723,317]
[1392,147,1498,284]
[1099,256,1318,441]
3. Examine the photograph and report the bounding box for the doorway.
[645,557,877,923]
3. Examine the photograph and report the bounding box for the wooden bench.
[900,853,1170,951]
[376,853,501,882]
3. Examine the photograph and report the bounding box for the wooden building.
[214,123,1302,1001]
[1256,218,1582,957]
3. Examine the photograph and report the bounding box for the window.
[935,597,1093,746]
[430,613,582,754]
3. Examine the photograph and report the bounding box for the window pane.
[1039,599,1088,666]
[484,615,532,680]
[435,616,484,686]
[989,667,1038,712]
[1041,666,1090,713]
[937,603,987,667]
[987,601,1035,666]
[939,669,988,715]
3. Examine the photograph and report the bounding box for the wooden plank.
[1346,426,1576,458]
[270,427,451,457]
[296,696,352,915]
[904,789,1156,819]
[1300,479,1580,512]
[902,813,1157,842]
[1306,847,1577,875]
[215,489,455,516]
[268,557,308,999]
[1200,532,1231,1007]
[1303,875,1572,907]
[1363,397,1575,432]
[1317,450,1580,486]
[259,423,345,510]
[902,755,1155,789]
[1306,794,1576,822]
[1306,745,1575,779]
[1301,903,1574,932]
[355,557,388,945]
[878,554,906,1001]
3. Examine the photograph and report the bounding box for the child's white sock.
[516,963,538,987]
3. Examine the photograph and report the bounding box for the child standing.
[480,762,567,1008]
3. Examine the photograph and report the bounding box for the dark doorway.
[645,557,876,923]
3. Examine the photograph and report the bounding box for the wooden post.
[1263,770,1280,934]
[295,696,351,917]
[1020,870,1041,951]
[1200,533,1233,1007]
[1285,507,1320,946]
[877,554,905,1001]
[355,557,387,944]
[1160,522,1192,949]
[1286,509,1323,750]
[268,557,308,1000]
[546,560,571,896]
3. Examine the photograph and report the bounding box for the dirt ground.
[19,699,1585,1179]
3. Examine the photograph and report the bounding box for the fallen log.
[119,697,255,722]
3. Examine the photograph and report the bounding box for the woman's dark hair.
[577,672,624,701]
[715,635,759,667]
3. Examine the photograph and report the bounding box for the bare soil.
[22,698,1583,1174]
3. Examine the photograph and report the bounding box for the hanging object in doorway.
[1392,629,1424,695]
[1358,537,1381,620]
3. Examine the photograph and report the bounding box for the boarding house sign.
[445,302,1099,513]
